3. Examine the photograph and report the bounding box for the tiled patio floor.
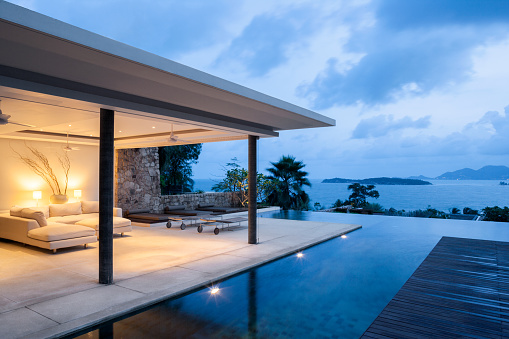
[0,210,360,339]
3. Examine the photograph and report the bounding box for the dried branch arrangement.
[12,143,70,195]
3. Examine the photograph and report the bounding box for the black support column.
[248,135,258,244]
[99,108,114,284]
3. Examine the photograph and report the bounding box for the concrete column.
[248,135,258,244]
[99,108,114,284]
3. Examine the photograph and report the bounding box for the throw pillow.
[20,208,48,227]
[49,202,82,217]
[81,201,99,214]
[10,206,23,217]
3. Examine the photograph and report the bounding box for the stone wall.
[159,192,237,211]
[116,148,161,212]
[116,147,237,213]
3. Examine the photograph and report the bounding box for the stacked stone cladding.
[116,147,237,213]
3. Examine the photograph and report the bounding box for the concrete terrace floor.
[0,209,360,339]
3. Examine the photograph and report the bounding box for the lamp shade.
[74,190,82,199]
[33,191,42,200]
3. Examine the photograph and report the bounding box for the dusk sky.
[10,0,509,179]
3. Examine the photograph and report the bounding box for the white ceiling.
[0,88,248,149]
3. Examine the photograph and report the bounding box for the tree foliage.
[265,155,311,210]
[482,206,509,222]
[212,158,273,207]
[158,144,202,194]
[347,183,380,207]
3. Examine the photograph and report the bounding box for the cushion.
[10,206,23,217]
[198,204,214,208]
[49,202,82,217]
[29,206,50,218]
[21,208,48,227]
[125,209,151,215]
[164,205,186,211]
[28,224,95,242]
[81,201,99,214]
[47,213,98,224]
[75,217,131,230]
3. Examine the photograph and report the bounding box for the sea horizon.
[193,178,509,212]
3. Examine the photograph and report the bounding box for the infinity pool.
[71,211,509,338]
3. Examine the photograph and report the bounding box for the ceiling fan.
[168,124,187,144]
[0,100,35,128]
[63,132,80,151]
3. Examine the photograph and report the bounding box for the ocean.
[194,179,509,212]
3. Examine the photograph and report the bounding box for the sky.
[9,0,509,179]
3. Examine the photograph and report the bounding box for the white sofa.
[0,201,132,253]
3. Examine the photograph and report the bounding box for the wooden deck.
[362,236,509,338]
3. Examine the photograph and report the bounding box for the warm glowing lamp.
[33,191,42,206]
[74,190,82,201]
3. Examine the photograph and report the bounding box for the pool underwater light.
[210,287,220,295]
[341,235,347,239]
[296,252,304,258]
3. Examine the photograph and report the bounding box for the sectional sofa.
[0,201,132,253]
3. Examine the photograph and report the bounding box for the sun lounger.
[163,205,212,216]
[125,209,171,224]
[196,204,245,214]
[166,214,213,230]
[196,216,248,235]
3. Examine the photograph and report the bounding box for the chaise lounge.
[0,201,132,253]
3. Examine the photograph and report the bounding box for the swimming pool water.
[72,211,509,338]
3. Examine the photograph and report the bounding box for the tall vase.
[50,194,68,204]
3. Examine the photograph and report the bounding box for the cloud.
[352,115,431,139]
[300,0,509,109]
[351,105,509,160]
[213,5,321,76]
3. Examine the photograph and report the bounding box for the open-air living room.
[0,2,359,338]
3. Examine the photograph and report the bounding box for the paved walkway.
[0,210,360,339]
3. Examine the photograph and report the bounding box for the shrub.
[463,207,479,215]
[364,202,385,212]
[482,206,509,222]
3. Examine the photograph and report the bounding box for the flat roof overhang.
[0,2,335,148]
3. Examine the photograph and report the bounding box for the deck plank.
[361,236,509,338]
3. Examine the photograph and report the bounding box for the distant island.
[409,165,509,180]
[322,177,432,185]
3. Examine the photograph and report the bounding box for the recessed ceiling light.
[119,130,122,133]
[152,126,155,129]
[68,124,71,127]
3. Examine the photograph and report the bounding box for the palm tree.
[266,155,311,210]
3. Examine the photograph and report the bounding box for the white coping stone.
[116,266,210,294]
[26,285,144,324]
[0,308,58,339]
